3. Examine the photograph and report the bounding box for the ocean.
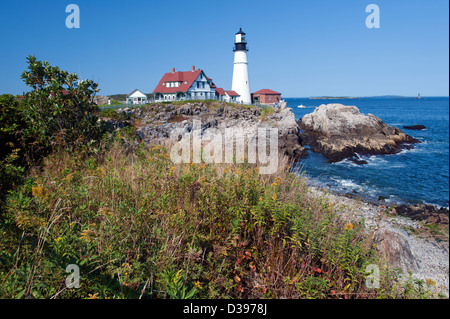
[286,97,449,208]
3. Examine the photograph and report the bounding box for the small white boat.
[298,104,305,108]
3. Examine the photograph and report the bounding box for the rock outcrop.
[394,204,449,225]
[299,104,420,162]
[114,101,307,164]
[403,125,426,130]
[374,228,420,272]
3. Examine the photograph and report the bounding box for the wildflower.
[195,281,203,289]
[79,229,94,242]
[64,172,76,182]
[31,182,48,198]
[270,182,278,187]
[312,267,322,273]
[344,223,353,231]
[55,237,63,244]
[87,293,99,299]
[272,193,277,201]
[169,166,176,176]
[426,278,436,287]
[259,197,263,202]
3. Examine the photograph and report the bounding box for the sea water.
[288,97,449,208]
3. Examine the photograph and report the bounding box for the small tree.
[20,55,101,150]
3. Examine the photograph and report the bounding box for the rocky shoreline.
[105,101,448,296]
[307,184,449,296]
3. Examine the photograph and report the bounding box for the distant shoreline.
[308,96,359,100]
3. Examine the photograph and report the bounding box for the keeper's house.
[153,66,217,102]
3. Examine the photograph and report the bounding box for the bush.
[20,55,102,151]
[0,95,27,204]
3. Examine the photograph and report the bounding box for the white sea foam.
[332,158,359,167]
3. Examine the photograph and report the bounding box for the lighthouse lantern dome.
[235,28,246,43]
[234,28,248,52]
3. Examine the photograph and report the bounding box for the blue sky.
[0,0,448,97]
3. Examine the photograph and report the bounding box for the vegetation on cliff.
[0,57,443,299]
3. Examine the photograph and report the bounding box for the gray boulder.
[299,104,420,162]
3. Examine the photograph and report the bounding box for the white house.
[126,89,148,105]
[224,90,240,103]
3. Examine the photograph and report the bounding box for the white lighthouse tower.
[232,28,251,104]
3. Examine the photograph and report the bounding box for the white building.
[126,89,148,105]
[231,28,251,104]
[224,90,240,103]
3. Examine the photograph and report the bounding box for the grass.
[0,105,444,299]
[260,106,276,121]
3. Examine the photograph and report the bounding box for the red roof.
[153,69,203,94]
[252,89,281,95]
[225,90,240,97]
[215,88,226,96]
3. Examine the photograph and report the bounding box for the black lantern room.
[233,28,248,52]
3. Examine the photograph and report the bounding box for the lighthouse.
[232,28,251,104]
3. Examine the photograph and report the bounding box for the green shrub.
[0,94,28,205]
[20,55,102,151]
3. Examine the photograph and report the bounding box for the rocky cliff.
[113,101,307,164]
[299,103,420,163]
